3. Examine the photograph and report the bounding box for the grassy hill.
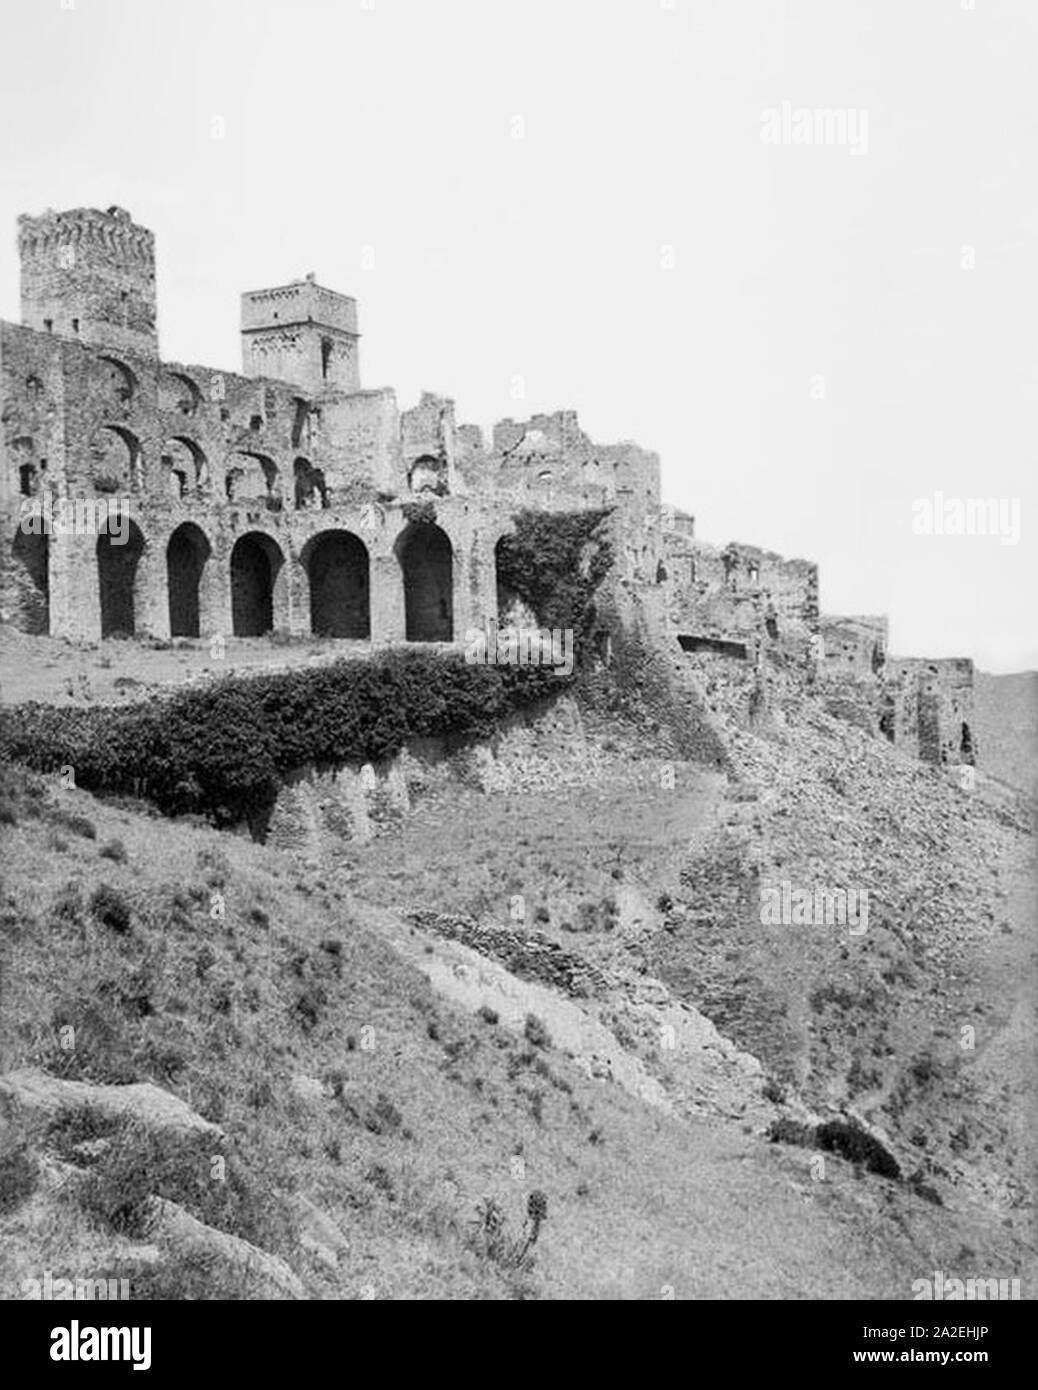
[973,671,1038,796]
[0,635,1034,1300]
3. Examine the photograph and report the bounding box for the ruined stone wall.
[0,205,980,777]
[820,615,888,679]
[18,207,157,360]
[2,207,672,648]
[813,617,976,769]
[883,657,976,767]
[656,533,818,670]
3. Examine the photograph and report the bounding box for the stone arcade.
[0,205,974,769]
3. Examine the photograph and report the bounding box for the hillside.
[0,641,1034,1300]
[973,671,1038,796]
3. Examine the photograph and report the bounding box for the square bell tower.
[241,273,360,394]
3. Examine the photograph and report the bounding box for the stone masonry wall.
[0,204,976,774]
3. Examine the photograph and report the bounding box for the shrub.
[467,1191,548,1273]
[0,1145,38,1214]
[51,810,97,840]
[89,883,132,935]
[292,983,326,1033]
[477,1005,500,1026]
[907,1170,943,1206]
[524,1013,551,1050]
[45,1102,109,1148]
[364,1164,396,1200]
[51,881,84,926]
[77,1120,289,1253]
[910,1053,942,1089]
[765,1117,814,1148]
[197,847,230,888]
[574,897,619,933]
[0,649,561,828]
[373,1093,403,1134]
[99,838,127,863]
[815,1119,901,1181]
[762,1076,786,1105]
[809,983,857,1013]
[50,998,141,1084]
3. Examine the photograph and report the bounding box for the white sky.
[1,0,1034,671]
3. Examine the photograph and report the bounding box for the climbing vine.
[494,509,614,655]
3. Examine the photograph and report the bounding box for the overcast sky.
[1,0,1033,671]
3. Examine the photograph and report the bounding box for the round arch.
[95,425,143,493]
[11,526,49,634]
[300,529,370,638]
[167,522,212,637]
[97,519,146,637]
[162,436,209,498]
[230,531,285,636]
[396,522,453,642]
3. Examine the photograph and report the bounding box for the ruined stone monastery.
[0,205,974,768]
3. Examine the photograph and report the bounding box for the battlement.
[241,274,360,394]
[17,206,155,264]
[18,206,157,358]
[241,276,359,336]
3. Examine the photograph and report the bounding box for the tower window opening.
[321,337,332,380]
[44,319,53,333]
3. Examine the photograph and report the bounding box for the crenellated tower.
[17,205,157,358]
[240,274,360,395]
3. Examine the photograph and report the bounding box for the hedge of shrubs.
[0,649,561,828]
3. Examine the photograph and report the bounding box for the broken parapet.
[883,657,976,767]
[464,409,660,513]
[819,615,889,679]
[818,616,976,768]
[660,535,819,670]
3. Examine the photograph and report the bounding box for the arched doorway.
[97,521,145,637]
[230,532,284,636]
[167,523,211,638]
[494,534,520,626]
[397,523,453,641]
[303,530,370,638]
[11,529,49,634]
